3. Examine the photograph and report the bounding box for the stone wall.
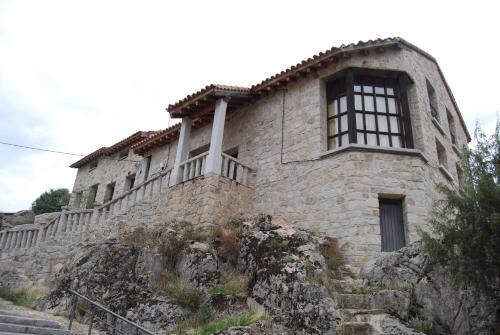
[22,42,470,272]
[159,44,469,267]
[70,148,143,207]
[0,173,253,285]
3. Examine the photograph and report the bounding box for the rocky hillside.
[3,215,494,334]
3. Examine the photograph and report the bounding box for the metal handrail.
[68,289,156,335]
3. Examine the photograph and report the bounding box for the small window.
[104,182,116,203]
[125,174,136,191]
[189,144,210,158]
[446,109,457,145]
[436,139,447,169]
[87,184,99,208]
[143,156,152,181]
[118,150,129,160]
[74,192,83,208]
[89,160,98,172]
[427,80,439,121]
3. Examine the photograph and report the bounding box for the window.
[89,160,98,172]
[427,80,439,121]
[436,139,447,169]
[74,192,83,208]
[104,182,115,203]
[87,184,99,208]
[143,156,152,181]
[189,144,210,158]
[379,198,406,252]
[326,69,413,150]
[446,109,457,145]
[118,150,128,160]
[125,174,136,191]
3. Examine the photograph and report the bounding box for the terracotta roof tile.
[69,131,155,168]
[132,123,182,155]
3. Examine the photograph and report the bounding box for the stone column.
[205,98,228,175]
[169,117,192,186]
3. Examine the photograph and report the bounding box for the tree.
[421,120,500,290]
[31,188,70,215]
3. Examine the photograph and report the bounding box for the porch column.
[169,117,192,186]
[205,98,228,175]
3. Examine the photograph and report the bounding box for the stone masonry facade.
[0,38,470,280]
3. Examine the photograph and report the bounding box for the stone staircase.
[0,313,69,335]
[332,280,424,335]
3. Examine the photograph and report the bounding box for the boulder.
[361,242,500,334]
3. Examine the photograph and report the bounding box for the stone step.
[329,279,365,293]
[339,308,385,322]
[0,315,62,329]
[335,293,374,309]
[341,321,377,335]
[0,322,69,335]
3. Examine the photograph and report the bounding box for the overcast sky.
[0,0,498,212]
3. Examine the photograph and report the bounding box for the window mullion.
[346,70,357,144]
[398,74,414,149]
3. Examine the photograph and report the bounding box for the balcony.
[178,152,253,186]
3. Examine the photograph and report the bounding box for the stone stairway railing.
[0,169,172,253]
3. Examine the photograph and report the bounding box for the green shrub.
[320,237,345,279]
[196,312,266,335]
[31,188,70,215]
[421,122,500,290]
[0,287,45,307]
[209,273,248,297]
[156,272,202,310]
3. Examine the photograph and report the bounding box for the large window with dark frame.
[327,69,413,150]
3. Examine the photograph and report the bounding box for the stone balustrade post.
[205,97,228,175]
[170,117,192,186]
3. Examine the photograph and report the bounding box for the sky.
[0,0,498,212]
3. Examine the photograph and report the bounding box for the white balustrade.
[221,153,253,186]
[179,152,208,183]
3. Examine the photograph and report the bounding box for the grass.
[209,273,248,297]
[156,272,203,310]
[319,237,345,279]
[211,225,240,266]
[0,287,46,308]
[175,310,267,335]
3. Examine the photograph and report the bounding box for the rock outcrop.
[361,241,500,334]
[40,216,345,334]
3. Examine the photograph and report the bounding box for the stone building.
[1,37,470,270]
